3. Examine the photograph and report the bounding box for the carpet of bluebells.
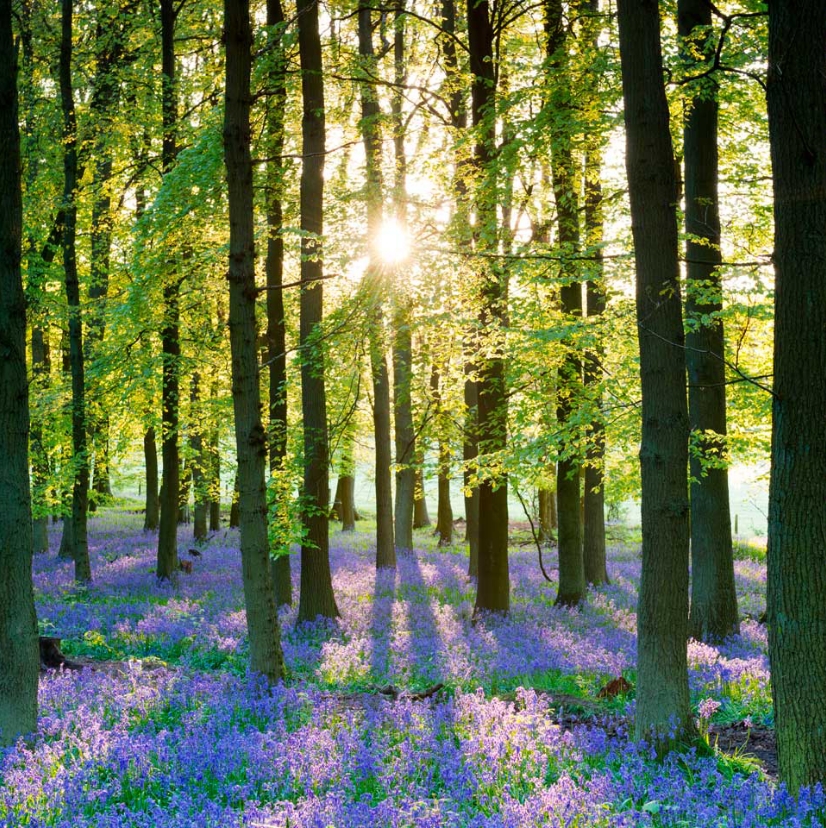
[1,510,824,827]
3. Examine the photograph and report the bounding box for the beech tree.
[766,0,826,793]
[223,0,284,682]
[0,0,40,745]
[297,0,339,621]
[617,0,693,746]
[678,0,739,643]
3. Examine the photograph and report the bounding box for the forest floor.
[1,509,821,827]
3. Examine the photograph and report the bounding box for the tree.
[545,0,585,607]
[265,0,292,607]
[766,0,826,793]
[60,0,92,583]
[617,0,693,746]
[156,0,181,582]
[469,0,509,614]
[297,0,339,621]
[0,0,39,744]
[678,0,739,643]
[224,0,284,682]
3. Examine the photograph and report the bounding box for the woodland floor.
[0,509,821,827]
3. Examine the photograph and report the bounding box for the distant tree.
[59,0,92,583]
[766,0,826,793]
[617,0,694,746]
[0,0,40,745]
[223,0,284,681]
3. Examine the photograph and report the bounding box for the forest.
[1,0,826,824]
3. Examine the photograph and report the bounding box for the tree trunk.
[545,0,584,608]
[538,486,554,544]
[143,426,160,530]
[391,2,415,554]
[229,471,240,528]
[582,0,608,587]
[468,0,509,615]
[0,0,40,743]
[208,405,221,531]
[224,0,284,682]
[156,0,180,582]
[766,0,826,793]
[413,461,430,528]
[190,374,207,542]
[31,327,50,553]
[336,475,356,531]
[431,365,453,546]
[265,0,292,606]
[678,0,738,642]
[297,0,339,621]
[617,0,693,748]
[464,371,479,576]
[60,0,91,583]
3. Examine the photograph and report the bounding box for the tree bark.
[0,0,40,745]
[468,0,509,614]
[143,426,160,530]
[190,374,207,542]
[297,0,339,621]
[766,0,826,793]
[582,0,607,587]
[224,0,284,682]
[156,0,180,582]
[679,0,738,642]
[545,0,584,607]
[266,0,292,607]
[60,0,91,583]
[31,327,50,553]
[431,365,453,546]
[617,0,693,747]
[413,461,430,528]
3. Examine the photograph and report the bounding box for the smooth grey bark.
[617,0,693,747]
[679,0,738,642]
[266,0,292,607]
[143,426,160,530]
[60,0,91,583]
[0,0,40,745]
[297,0,339,621]
[156,0,180,582]
[766,0,826,793]
[224,0,284,682]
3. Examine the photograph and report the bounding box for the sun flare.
[374,218,411,265]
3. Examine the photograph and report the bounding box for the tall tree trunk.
[60,0,91,583]
[266,0,292,606]
[391,0,415,554]
[208,387,221,531]
[545,0,584,607]
[224,0,284,682]
[766,0,826,793]
[679,0,738,642]
[538,486,555,544]
[582,0,607,587]
[464,365,479,576]
[335,418,357,531]
[357,0,395,569]
[156,0,180,582]
[0,0,40,744]
[229,472,240,528]
[297,0,339,621]
[617,0,693,747]
[143,426,160,530]
[190,374,207,542]
[468,0,509,614]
